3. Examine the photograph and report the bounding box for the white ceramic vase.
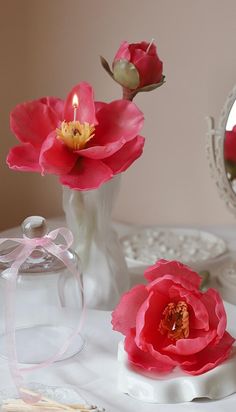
[62,175,129,310]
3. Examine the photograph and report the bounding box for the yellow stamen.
[159,301,189,341]
[56,120,95,150]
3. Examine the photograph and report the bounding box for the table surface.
[1,218,236,412]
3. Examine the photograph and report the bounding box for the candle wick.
[73,105,77,122]
[146,38,155,54]
[134,38,155,66]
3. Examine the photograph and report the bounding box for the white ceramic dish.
[117,341,236,403]
[121,227,228,275]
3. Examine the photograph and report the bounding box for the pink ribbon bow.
[0,228,85,403]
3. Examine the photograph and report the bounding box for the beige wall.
[1,0,236,231]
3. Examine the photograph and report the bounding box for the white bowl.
[121,227,229,282]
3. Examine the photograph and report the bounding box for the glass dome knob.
[22,216,48,239]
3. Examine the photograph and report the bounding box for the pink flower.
[113,41,164,90]
[112,259,235,375]
[224,126,236,162]
[7,82,145,190]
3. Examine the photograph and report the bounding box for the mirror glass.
[224,100,236,192]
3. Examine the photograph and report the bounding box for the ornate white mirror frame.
[206,85,236,305]
[206,84,236,216]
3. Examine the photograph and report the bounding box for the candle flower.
[7,82,144,190]
[101,40,165,99]
[112,260,235,375]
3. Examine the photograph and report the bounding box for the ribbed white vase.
[62,175,129,310]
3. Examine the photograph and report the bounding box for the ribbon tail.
[5,269,23,389]
[4,247,40,403]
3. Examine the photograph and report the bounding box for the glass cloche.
[0,216,84,365]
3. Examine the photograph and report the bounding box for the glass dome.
[0,216,84,364]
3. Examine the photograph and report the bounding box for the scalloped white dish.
[121,227,228,274]
[117,341,236,403]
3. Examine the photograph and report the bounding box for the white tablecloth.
[1,219,236,412]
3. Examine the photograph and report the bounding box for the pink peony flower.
[113,40,164,90]
[7,82,145,190]
[112,259,235,375]
[224,126,236,162]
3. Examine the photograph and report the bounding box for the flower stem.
[122,87,137,101]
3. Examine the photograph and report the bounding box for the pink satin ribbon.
[0,228,85,403]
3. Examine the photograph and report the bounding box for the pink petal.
[78,105,143,162]
[146,277,179,297]
[133,287,211,361]
[64,82,97,125]
[168,285,209,330]
[146,277,200,305]
[95,101,107,114]
[39,131,78,175]
[78,139,126,160]
[59,158,113,190]
[93,100,144,145]
[7,143,41,172]
[145,342,181,369]
[103,136,145,174]
[145,260,201,290]
[164,329,216,356]
[39,97,64,119]
[113,41,130,62]
[111,284,148,335]
[132,48,163,87]
[181,332,235,375]
[201,288,227,341]
[10,99,62,147]
[129,41,157,57]
[125,330,175,373]
[135,290,169,349]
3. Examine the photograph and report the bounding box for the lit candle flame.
[72,94,79,121]
[72,93,79,108]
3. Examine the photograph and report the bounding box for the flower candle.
[72,94,79,122]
